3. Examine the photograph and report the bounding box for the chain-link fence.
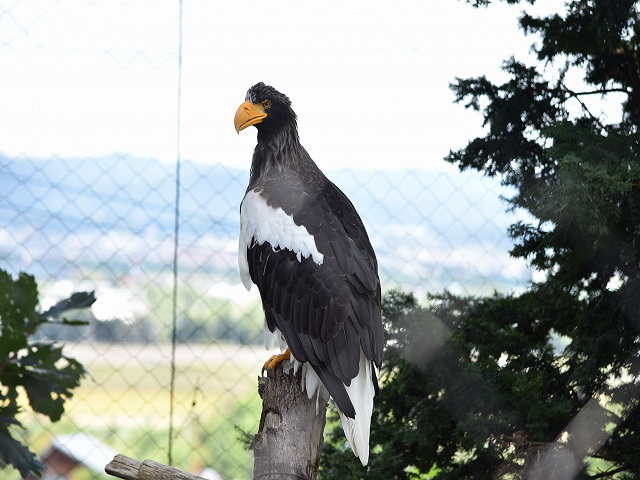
[1,3,531,480]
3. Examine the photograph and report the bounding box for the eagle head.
[234,82,297,136]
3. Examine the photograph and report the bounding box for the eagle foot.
[262,348,291,375]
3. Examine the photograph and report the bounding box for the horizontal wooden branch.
[105,454,207,480]
[107,360,328,480]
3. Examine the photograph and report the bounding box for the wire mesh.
[0,2,532,480]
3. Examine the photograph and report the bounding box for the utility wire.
[168,0,183,466]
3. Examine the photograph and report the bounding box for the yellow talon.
[262,348,291,373]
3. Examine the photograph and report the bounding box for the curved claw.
[262,348,291,374]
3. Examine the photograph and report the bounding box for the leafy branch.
[0,270,95,477]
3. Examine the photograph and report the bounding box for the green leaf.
[0,429,44,478]
[22,373,66,422]
[0,270,90,477]
[41,291,96,319]
[0,271,39,358]
[18,344,85,421]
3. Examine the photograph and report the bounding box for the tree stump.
[253,360,328,480]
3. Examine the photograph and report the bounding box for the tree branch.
[560,83,609,130]
[105,454,207,480]
[106,361,329,480]
[565,88,630,98]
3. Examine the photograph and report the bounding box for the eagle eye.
[261,100,271,109]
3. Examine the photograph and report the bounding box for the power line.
[168,0,183,467]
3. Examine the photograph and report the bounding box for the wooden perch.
[105,454,207,480]
[253,360,329,480]
[105,360,328,480]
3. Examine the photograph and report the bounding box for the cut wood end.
[105,454,141,480]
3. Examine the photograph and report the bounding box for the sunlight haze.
[1,0,537,170]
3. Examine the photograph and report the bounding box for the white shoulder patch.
[238,230,252,290]
[238,189,324,290]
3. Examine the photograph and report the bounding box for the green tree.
[322,0,640,478]
[446,0,640,474]
[0,270,94,477]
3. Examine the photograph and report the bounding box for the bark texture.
[253,360,329,480]
[105,454,207,480]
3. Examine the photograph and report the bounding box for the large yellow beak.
[234,101,267,133]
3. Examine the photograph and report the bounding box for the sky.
[0,0,551,172]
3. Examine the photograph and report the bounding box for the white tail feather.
[304,364,320,396]
[264,323,279,350]
[338,349,375,466]
[265,326,375,463]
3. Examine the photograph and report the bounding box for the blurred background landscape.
[1,153,529,479]
[0,1,538,479]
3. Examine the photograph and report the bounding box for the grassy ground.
[64,342,265,424]
[7,342,274,480]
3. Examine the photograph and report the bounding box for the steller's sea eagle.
[234,82,384,465]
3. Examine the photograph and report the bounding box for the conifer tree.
[322,1,640,478]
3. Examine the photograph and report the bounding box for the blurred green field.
[8,342,273,480]
[65,342,264,423]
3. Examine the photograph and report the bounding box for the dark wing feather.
[246,162,383,416]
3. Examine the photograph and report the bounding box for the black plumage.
[235,82,383,464]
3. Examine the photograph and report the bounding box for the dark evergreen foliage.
[322,0,640,477]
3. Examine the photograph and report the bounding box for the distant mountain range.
[0,154,531,297]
